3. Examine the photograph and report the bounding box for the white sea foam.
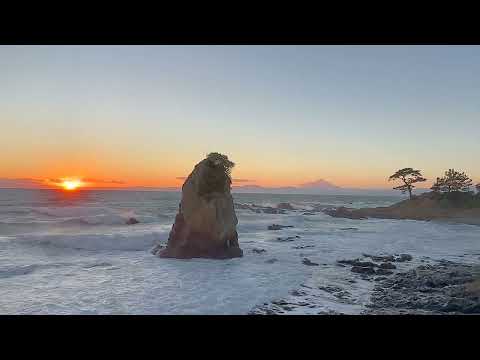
[13,230,169,251]
[1,189,480,315]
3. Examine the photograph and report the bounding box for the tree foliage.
[389,168,427,199]
[476,183,480,194]
[431,169,473,194]
[198,152,235,197]
[206,152,235,176]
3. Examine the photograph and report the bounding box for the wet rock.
[396,254,413,262]
[276,236,296,242]
[268,224,294,230]
[366,261,480,314]
[235,203,287,215]
[351,266,376,275]
[234,203,251,210]
[302,258,319,266]
[251,248,266,254]
[340,227,359,231]
[277,202,295,210]
[318,285,343,293]
[263,208,286,214]
[379,262,396,269]
[363,254,395,262]
[265,258,278,264]
[290,289,306,297]
[338,259,377,268]
[375,268,394,276]
[126,217,139,225]
[292,245,315,249]
[150,244,165,254]
[302,212,317,216]
[323,207,367,220]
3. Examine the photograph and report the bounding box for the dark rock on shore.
[235,203,287,214]
[268,224,294,230]
[375,268,394,276]
[338,259,377,268]
[363,254,395,262]
[396,254,413,262]
[252,248,266,254]
[364,253,412,263]
[126,217,139,225]
[276,236,296,242]
[265,258,278,264]
[277,202,295,210]
[323,207,367,220]
[150,244,165,254]
[302,258,319,266]
[263,207,286,214]
[379,262,396,269]
[366,261,480,314]
[292,245,315,249]
[351,266,376,275]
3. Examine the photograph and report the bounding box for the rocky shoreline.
[250,254,480,315]
[365,260,480,314]
[322,192,480,226]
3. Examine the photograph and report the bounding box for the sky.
[1,45,479,190]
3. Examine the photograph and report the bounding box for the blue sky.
[1,45,479,188]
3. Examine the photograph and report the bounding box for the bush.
[438,191,480,209]
[197,153,235,197]
[431,169,473,193]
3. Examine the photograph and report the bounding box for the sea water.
[1,189,479,314]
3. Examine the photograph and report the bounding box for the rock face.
[153,153,243,259]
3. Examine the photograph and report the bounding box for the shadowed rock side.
[153,155,243,259]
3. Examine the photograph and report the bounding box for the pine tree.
[431,169,473,193]
[388,168,427,199]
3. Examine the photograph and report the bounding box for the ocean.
[1,189,479,314]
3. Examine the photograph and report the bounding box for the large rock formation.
[153,153,243,259]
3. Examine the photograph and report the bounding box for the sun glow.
[61,179,82,191]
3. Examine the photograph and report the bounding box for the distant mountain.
[298,179,340,189]
[231,180,431,196]
[232,178,341,194]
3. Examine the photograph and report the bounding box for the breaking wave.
[13,230,169,251]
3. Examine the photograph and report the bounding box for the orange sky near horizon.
[0,149,446,190]
[2,46,479,191]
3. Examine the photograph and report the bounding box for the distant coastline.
[0,186,409,197]
[323,191,480,226]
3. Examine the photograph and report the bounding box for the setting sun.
[61,180,82,191]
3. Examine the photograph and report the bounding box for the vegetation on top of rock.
[198,152,235,197]
[389,168,427,199]
[431,169,473,194]
[415,169,480,208]
[206,152,235,175]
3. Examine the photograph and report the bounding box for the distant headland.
[324,168,480,225]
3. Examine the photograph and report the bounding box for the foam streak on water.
[0,189,479,314]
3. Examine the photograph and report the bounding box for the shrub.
[198,153,235,197]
